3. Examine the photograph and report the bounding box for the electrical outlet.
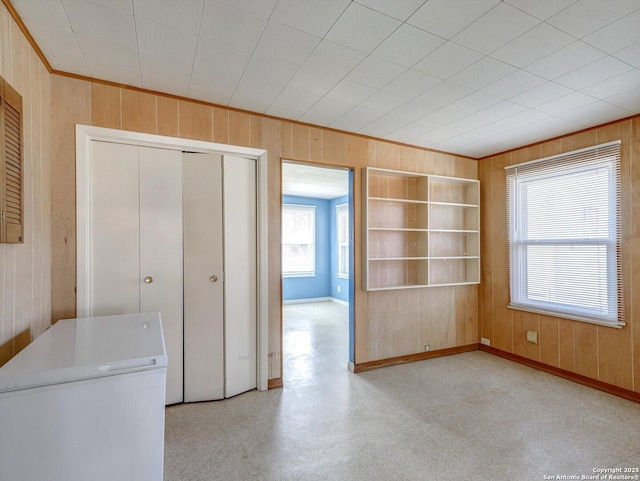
[481,337,491,346]
[337,285,341,293]
[425,345,430,352]
[526,330,538,344]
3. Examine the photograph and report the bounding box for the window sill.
[507,304,625,329]
[283,273,316,279]
[336,275,349,280]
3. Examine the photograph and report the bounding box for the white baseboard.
[283,297,331,305]
[331,297,349,306]
[347,361,355,373]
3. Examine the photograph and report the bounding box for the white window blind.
[336,203,349,278]
[505,140,624,328]
[282,204,315,276]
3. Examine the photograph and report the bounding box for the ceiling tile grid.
[11,0,640,158]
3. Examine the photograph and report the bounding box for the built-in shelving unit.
[363,167,480,291]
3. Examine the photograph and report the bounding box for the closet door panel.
[139,147,184,405]
[183,153,224,402]
[223,155,257,398]
[89,141,140,317]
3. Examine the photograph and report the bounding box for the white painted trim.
[347,361,355,373]
[330,298,349,307]
[282,297,332,305]
[75,124,269,392]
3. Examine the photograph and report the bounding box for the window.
[282,204,315,276]
[506,141,624,328]
[0,76,23,243]
[336,203,349,278]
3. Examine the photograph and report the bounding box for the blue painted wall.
[330,196,350,302]
[282,195,331,301]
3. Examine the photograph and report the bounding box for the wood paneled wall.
[0,3,51,367]
[479,118,640,393]
[49,75,478,380]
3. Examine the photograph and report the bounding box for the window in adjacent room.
[336,203,349,278]
[282,204,315,277]
[506,140,624,328]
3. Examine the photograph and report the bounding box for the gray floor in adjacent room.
[164,301,640,481]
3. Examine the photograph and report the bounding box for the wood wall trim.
[477,112,640,161]
[353,344,479,373]
[268,377,283,390]
[480,345,640,404]
[2,0,52,72]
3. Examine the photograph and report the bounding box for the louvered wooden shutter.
[0,77,23,243]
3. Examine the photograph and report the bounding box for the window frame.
[506,140,624,328]
[281,203,316,278]
[336,203,349,279]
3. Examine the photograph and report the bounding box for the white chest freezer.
[0,312,167,481]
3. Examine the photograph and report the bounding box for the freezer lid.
[0,312,168,393]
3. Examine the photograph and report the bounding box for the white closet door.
[182,153,224,402]
[89,141,140,317]
[139,147,184,405]
[223,155,257,398]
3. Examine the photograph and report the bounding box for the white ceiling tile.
[525,41,605,80]
[449,57,517,90]
[303,40,366,78]
[354,0,427,21]
[255,22,320,66]
[372,24,445,68]
[471,109,551,137]
[51,51,91,77]
[547,0,640,38]
[407,0,500,39]
[189,83,234,105]
[453,2,540,55]
[380,69,441,100]
[135,19,197,62]
[605,86,640,111]
[232,77,282,107]
[288,67,341,96]
[360,91,408,111]
[504,0,577,20]
[216,0,277,19]
[490,23,574,68]
[299,97,355,125]
[265,104,307,120]
[62,0,136,48]
[271,88,322,113]
[242,54,299,86]
[613,42,640,68]
[270,0,350,37]
[556,100,632,126]
[510,81,573,107]
[325,80,377,104]
[200,1,266,51]
[346,56,406,89]
[481,70,547,99]
[13,0,69,28]
[536,92,598,115]
[325,2,401,54]
[448,91,502,114]
[417,107,467,128]
[133,0,204,31]
[474,100,527,122]
[582,69,640,99]
[583,9,640,54]
[383,95,440,123]
[385,121,433,142]
[76,33,139,71]
[21,19,89,74]
[191,36,251,84]
[142,75,189,97]
[88,61,140,86]
[87,0,132,13]
[554,56,633,90]
[229,94,273,114]
[359,114,409,138]
[415,81,475,109]
[139,52,191,85]
[413,42,483,79]
[330,106,384,131]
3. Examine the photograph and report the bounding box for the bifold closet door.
[88,141,184,405]
[183,153,224,402]
[223,155,257,398]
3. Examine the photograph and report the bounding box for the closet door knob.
[210,275,218,282]
[144,276,153,284]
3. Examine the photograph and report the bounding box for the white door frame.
[75,124,270,392]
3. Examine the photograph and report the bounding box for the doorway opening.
[281,161,354,383]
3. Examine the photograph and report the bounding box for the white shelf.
[364,167,480,291]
